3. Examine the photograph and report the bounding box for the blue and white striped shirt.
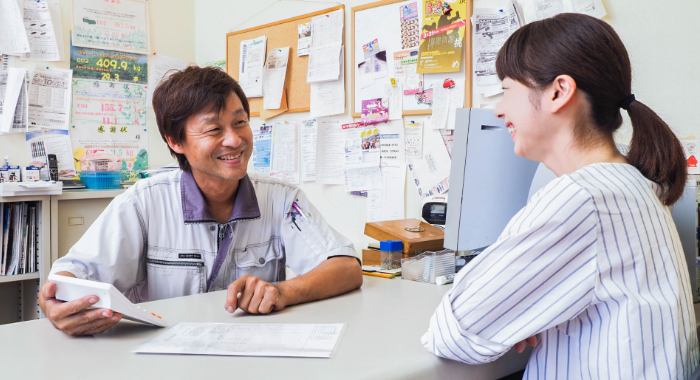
[422,163,699,379]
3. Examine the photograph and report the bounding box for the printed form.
[134,322,346,358]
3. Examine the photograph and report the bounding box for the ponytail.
[496,13,688,206]
[625,100,688,205]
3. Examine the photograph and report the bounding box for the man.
[39,66,362,336]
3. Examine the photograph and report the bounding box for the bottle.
[380,240,403,270]
[436,274,456,285]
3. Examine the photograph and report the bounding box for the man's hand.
[514,335,538,353]
[39,273,122,336]
[225,275,286,314]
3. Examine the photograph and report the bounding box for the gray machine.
[672,176,700,302]
[444,108,540,252]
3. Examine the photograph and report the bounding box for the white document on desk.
[0,0,30,55]
[134,322,346,358]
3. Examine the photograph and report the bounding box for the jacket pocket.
[233,238,284,282]
[146,247,206,301]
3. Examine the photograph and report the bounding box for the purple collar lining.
[180,170,260,224]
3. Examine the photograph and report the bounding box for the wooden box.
[364,219,444,256]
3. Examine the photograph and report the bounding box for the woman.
[422,13,698,379]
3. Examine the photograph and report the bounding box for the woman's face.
[494,77,553,161]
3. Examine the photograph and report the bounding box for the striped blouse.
[422,163,699,379]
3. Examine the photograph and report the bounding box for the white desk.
[0,277,530,380]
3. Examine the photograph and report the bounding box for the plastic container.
[380,240,403,270]
[401,249,455,284]
[78,171,121,189]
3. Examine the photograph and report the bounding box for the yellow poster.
[417,0,468,74]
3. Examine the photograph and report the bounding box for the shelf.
[53,188,125,201]
[0,272,40,284]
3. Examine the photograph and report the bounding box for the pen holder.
[401,249,455,284]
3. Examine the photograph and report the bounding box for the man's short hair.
[152,66,250,170]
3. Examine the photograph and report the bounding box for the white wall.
[0,0,196,170]
[195,0,700,255]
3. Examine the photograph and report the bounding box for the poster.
[417,0,468,74]
[70,79,148,180]
[25,129,76,178]
[400,2,420,49]
[71,0,150,54]
[252,124,273,176]
[70,37,147,84]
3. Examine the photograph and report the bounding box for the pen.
[292,201,309,223]
[362,271,396,279]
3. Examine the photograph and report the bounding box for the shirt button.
[209,225,216,231]
[259,257,265,264]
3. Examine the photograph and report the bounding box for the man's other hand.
[39,272,122,335]
[225,274,286,314]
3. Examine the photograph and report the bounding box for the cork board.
[226,5,345,117]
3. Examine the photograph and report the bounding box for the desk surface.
[0,277,529,380]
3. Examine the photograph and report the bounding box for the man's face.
[168,93,253,183]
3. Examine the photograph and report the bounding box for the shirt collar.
[181,170,260,224]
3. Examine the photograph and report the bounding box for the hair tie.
[620,94,636,110]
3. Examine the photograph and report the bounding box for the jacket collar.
[180,170,260,224]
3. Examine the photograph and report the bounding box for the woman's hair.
[495,13,687,205]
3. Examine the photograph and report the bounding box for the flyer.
[417,0,468,74]
[71,0,150,54]
[70,37,147,84]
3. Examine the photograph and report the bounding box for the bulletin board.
[226,5,345,117]
[351,0,472,117]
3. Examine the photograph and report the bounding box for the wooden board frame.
[226,5,345,117]
[351,0,472,118]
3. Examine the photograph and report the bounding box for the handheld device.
[49,274,166,327]
[47,154,58,181]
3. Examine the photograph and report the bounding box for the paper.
[70,80,149,180]
[259,90,288,121]
[681,139,700,175]
[71,0,150,54]
[367,163,406,222]
[71,79,147,129]
[430,87,450,129]
[25,129,76,178]
[1,55,16,71]
[520,0,606,23]
[20,0,60,61]
[400,2,420,49]
[405,119,423,158]
[297,22,311,56]
[271,121,299,184]
[473,4,521,96]
[300,118,317,182]
[204,60,226,70]
[361,98,389,125]
[27,68,72,130]
[239,36,266,98]
[445,83,464,130]
[70,38,148,84]
[263,47,290,110]
[315,118,345,184]
[310,9,343,48]
[0,68,28,134]
[134,322,345,358]
[407,128,451,198]
[310,56,344,118]
[307,45,342,83]
[384,84,403,120]
[343,122,381,192]
[378,121,405,163]
[440,129,454,157]
[147,54,190,107]
[362,39,380,59]
[252,124,273,176]
[417,0,468,74]
[393,50,422,95]
[0,0,30,54]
